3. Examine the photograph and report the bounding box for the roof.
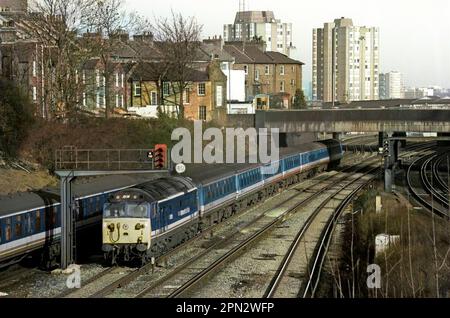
[233,11,277,24]
[223,45,253,63]
[129,62,209,82]
[126,40,162,61]
[223,44,304,65]
[265,51,305,65]
[199,43,234,62]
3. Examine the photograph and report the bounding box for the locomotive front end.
[102,191,152,264]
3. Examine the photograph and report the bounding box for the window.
[121,95,124,107]
[216,85,223,107]
[265,65,270,75]
[32,86,37,101]
[198,83,206,96]
[134,82,141,97]
[115,73,119,87]
[292,66,295,73]
[183,89,190,104]
[32,60,36,77]
[291,79,295,86]
[280,65,285,75]
[15,216,22,238]
[255,69,260,81]
[151,91,158,105]
[199,106,207,121]
[121,74,124,88]
[280,81,285,92]
[243,65,248,75]
[115,94,119,107]
[95,70,100,87]
[82,71,86,85]
[82,93,86,106]
[163,82,170,95]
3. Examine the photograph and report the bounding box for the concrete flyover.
[255,108,450,133]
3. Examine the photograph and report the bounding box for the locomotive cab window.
[104,202,148,218]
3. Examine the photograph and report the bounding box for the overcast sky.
[125,0,450,89]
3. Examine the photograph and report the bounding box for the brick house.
[223,42,304,108]
[0,40,45,115]
[128,60,227,122]
[80,58,131,112]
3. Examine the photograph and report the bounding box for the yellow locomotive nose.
[102,218,151,247]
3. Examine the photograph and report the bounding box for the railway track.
[55,142,432,298]
[407,149,450,218]
[264,143,435,298]
[264,167,378,298]
[150,163,380,298]
[67,156,377,298]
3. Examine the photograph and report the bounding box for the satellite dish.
[175,163,186,174]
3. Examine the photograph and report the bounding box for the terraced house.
[128,60,227,122]
[223,42,303,108]
[80,58,131,113]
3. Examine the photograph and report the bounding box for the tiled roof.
[265,51,305,65]
[223,44,304,65]
[129,62,209,82]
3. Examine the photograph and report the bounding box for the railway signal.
[383,140,390,157]
[147,149,154,160]
[154,144,167,169]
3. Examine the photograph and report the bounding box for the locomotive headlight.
[123,224,129,230]
[135,223,145,230]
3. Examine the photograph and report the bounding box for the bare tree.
[83,0,138,118]
[153,10,202,119]
[28,0,97,119]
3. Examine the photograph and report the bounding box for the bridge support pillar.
[437,133,450,146]
[332,132,342,140]
[384,168,393,193]
[393,132,407,148]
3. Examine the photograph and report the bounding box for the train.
[0,140,343,269]
[101,140,344,265]
[0,175,159,269]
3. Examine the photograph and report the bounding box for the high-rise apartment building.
[379,71,404,99]
[223,10,295,57]
[312,17,379,103]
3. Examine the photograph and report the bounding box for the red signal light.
[154,144,167,169]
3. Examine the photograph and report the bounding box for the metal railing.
[55,146,160,171]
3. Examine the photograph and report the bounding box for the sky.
[125,0,450,89]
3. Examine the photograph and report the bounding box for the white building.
[379,71,404,99]
[223,11,295,57]
[312,17,380,103]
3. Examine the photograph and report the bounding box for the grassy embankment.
[325,187,450,298]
